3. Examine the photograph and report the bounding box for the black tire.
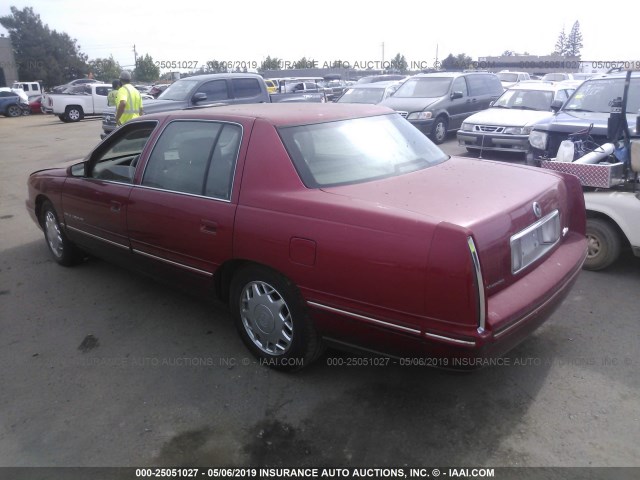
[6,104,22,117]
[430,116,448,144]
[229,265,323,370]
[65,106,84,122]
[584,218,621,271]
[21,107,31,116]
[40,201,83,266]
[59,114,70,123]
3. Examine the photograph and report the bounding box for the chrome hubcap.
[240,281,293,355]
[45,211,64,258]
[69,110,80,120]
[435,122,446,140]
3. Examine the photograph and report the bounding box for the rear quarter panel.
[233,119,438,331]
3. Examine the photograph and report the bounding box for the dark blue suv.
[0,90,22,117]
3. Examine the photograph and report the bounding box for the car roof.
[142,103,394,127]
[414,71,492,78]
[347,81,399,89]
[508,82,569,92]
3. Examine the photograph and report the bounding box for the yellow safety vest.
[116,84,142,124]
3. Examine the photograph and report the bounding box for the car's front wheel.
[430,116,448,144]
[585,218,621,271]
[230,265,323,370]
[6,104,22,117]
[41,201,83,266]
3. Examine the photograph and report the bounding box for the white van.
[11,81,43,98]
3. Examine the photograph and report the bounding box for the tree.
[0,6,89,87]
[389,53,408,74]
[553,27,567,55]
[566,21,583,58]
[260,56,282,71]
[205,60,227,73]
[133,53,160,82]
[88,55,122,82]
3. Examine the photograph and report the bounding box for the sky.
[1,1,637,73]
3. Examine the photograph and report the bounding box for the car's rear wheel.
[65,106,84,122]
[58,114,70,122]
[585,218,621,271]
[41,201,83,266]
[6,105,22,117]
[430,116,448,144]
[230,265,323,370]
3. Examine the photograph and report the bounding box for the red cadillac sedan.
[26,103,587,369]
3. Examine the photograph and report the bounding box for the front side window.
[197,80,229,101]
[90,122,157,183]
[279,114,448,188]
[452,77,468,96]
[393,77,452,98]
[142,121,241,199]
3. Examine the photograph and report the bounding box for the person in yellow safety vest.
[115,70,143,126]
[107,79,121,107]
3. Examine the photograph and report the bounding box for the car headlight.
[528,130,548,149]
[504,126,533,135]
[407,111,433,120]
[461,123,473,132]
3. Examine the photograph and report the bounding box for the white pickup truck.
[42,83,112,122]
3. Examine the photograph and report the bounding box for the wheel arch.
[213,259,288,305]
[586,210,630,248]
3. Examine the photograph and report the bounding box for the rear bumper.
[310,232,587,367]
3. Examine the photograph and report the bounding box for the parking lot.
[1,114,639,468]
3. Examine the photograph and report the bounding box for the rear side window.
[482,74,504,95]
[96,87,110,96]
[142,120,241,200]
[232,78,262,98]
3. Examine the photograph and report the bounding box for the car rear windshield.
[278,114,448,188]
[392,77,452,98]
[564,77,640,113]
[494,89,553,110]
[498,73,519,82]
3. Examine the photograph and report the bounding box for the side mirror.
[192,92,207,104]
[489,101,494,107]
[69,161,86,177]
[451,91,463,100]
[550,100,563,112]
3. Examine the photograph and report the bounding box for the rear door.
[127,119,249,276]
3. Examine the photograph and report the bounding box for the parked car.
[0,89,24,117]
[29,95,43,114]
[101,73,326,139]
[336,81,400,104]
[11,81,43,98]
[497,71,531,89]
[457,82,578,154]
[356,74,409,84]
[529,72,640,160]
[51,78,100,93]
[41,83,112,122]
[541,72,595,82]
[27,103,587,370]
[380,71,504,144]
[264,79,278,94]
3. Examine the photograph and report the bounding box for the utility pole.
[133,44,138,66]
[435,43,439,69]
[381,42,385,73]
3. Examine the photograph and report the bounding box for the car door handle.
[110,201,121,213]
[200,220,218,235]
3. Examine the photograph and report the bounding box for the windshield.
[563,77,640,113]
[542,73,567,82]
[493,89,553,110]
[337,87,386,104]
[278,114,448,188]
[393,77,452,98]
[498,73,518,82]
[157,79,199,101]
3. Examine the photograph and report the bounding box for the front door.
[62,121,157,251]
